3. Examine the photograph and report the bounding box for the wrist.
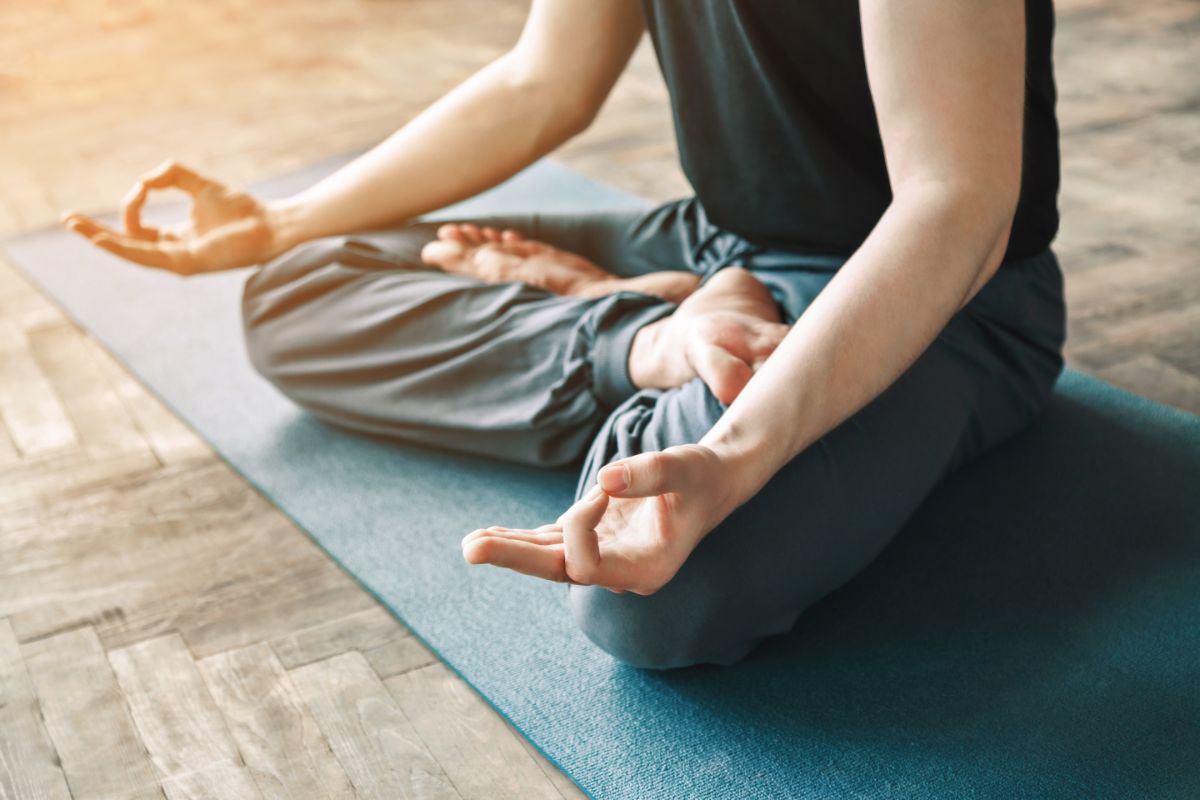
[698,420,774,513]
[627,319,664,391]
[263,196,312,259]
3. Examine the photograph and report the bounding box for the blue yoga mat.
[6,158,1199,800]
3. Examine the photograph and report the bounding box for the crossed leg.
[242,203,1063,670]
[469,258,1066,669]
[241,202,786,466]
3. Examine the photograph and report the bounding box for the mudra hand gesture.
[463,444,738,595]
[62,161,278,274]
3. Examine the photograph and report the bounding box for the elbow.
[893,176,1018,290]
[968,184,1018,281]
[953,185,1017,286]
[909,176,1018,254]
[928,180,1019,241]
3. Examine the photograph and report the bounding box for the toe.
[421,238,467,270]
[501,228,524,242]
[437,223,466,242]
[481,226,501,242]
[459,223,484,245]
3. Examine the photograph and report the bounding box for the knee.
[568,582,753,670]
[240,238,354,387]
[240,275,287,388]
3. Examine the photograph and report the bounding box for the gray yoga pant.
[241,198,1066,669]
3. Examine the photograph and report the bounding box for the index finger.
[122,160,216,238]
[561,485,608,585]
[64,212,193,273]
[462,535,568,583]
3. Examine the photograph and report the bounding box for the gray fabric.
[242,197,1066,669]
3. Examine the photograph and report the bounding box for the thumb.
[598,449,695,499]
[562,485,608,584]
[688,341,753,406]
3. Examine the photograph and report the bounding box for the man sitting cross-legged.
[63,0,1065,668]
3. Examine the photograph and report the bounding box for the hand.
[61,161,281,274]
[462,444,738,594]
[629,267,790,405]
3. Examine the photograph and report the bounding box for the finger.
[140,160,216,195]
[598,449,695,499]
[123,161,217,238]
[462,536,567,582]
[62,212,122,241]
[561,485,608,584]
[120,181,159,240]
[92,233,192,272]
[63,212,174,268]
[690,342,753,405]
[462,527,564,546]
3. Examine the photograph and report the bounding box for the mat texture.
[6,158,1199,800]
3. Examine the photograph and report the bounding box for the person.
[62,0,1065,669]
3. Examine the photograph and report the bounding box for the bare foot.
[628,267,790,405]
[420,223,700,303]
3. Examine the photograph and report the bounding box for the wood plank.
[514,736,590,800]
[0,617,72,800]
[1096,355,1200,415]
[0,259,63,332]
[198,644,356,800]
[174,513,375,659]
[384,662,561,800]
[0,322,76,457]
[269,604,435,679]
[363,635,437,680]
[271,605,409,669]
[109,634,262,800]
[0,417,19,467]
[1069,303,1200,371]
[0,446,160,515]
[27,323,155,461]
[0,450,370,657]
[0,460,261,648]
[21,627,162,800]
[87,341,210,465]
[289,652,459,800]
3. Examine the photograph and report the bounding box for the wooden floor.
[0,0,1196,797]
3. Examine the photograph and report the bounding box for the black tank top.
[641,0,1060,262]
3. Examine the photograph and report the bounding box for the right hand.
[61,161,281,275]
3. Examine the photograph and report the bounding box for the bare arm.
[699,0,1025,508]
[461,0,1029,595]
[63,0,644,273]
[269,0,645,251]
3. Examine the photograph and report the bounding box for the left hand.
[462,444,737,594]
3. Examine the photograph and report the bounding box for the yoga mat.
[6,157,1200,800]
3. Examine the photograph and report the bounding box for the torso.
[641,0,1060,261]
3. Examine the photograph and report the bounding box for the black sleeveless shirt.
[641,0,1060,262]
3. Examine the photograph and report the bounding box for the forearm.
[700,187,1013,514]
[265,54,591,254]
